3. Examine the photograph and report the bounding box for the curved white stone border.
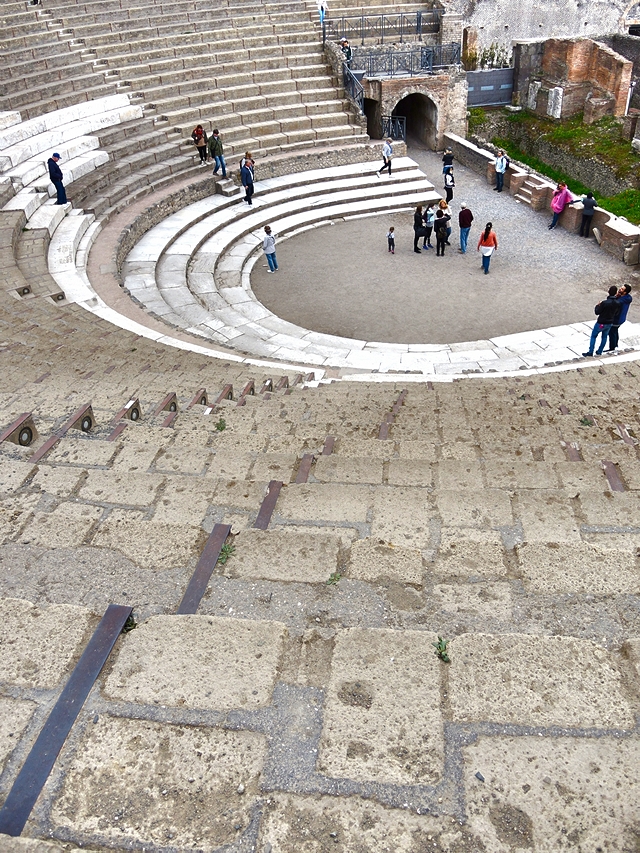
[51,160,640,383]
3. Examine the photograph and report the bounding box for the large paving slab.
[78,470,165,506]
[0,598,94,689]
[517,541,640,594]
[433,529,508,578]
[436,489,512,529]
[0,460,37,493]
[318,627,444,786]
[91,510,203,569]
[226,529,340,582]
[18,503,103,548]
[463,735,640,851]
[0,695,36,773]
[104,615,287,709]
[448,633,636,729]
[277,484,372,523]
[514,491,581,542]
[258,793,486,853]
[51,717,266,851]
[347,538,424,584]
[370,487,435,549]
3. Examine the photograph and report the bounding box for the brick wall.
[513,38,632,119]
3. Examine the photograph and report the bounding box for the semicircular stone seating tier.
[114,157,640,378]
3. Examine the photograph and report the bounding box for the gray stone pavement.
[255,144,637,345]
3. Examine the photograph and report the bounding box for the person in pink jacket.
[548,182,576,230]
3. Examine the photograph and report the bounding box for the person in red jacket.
[477,222,498,274]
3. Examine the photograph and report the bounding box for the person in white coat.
[376,138,393,177]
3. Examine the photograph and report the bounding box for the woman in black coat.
[413,205,424,253]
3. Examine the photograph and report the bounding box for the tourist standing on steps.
[477,222,498,274]
[458,202,473,254]
[438,199,452,244]
[191,124,208,164]
[549,182,575,230]
[442,147,454,174]
[494,150,508,193]
[340,38,352,68]
[413,205,425,253]
[422,202,435,249]
[434,209,450,256]
[241,154,255,205]
[376,138,393,177]
[47,153,67,205]
[208,129,227,178]
[608,285,632,351]
[387,226,395,254]
[576,191,597,237]
[318,0,327,24]
[444,168,455,203]
[582,285,621,356]
[263,225,278,272]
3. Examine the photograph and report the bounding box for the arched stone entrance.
[392,92,439,149]
[363,97,381,139]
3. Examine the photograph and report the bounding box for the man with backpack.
[494,150,509,193]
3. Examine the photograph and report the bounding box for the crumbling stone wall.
[513,38,631,120]
[450,0,630,52]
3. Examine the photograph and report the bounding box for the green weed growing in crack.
[217,543,235,565]
[215,417,226,431]
[121,614,137,634]
[580,416,594,427]
[326,572,342,586]
[432,636,450,663]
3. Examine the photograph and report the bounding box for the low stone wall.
[444,131,640,264]
[469,110,636,196]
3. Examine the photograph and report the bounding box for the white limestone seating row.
[0,95,143,206]
[46,158,640,381]
[122,158,438,359]
[120,156,640,373]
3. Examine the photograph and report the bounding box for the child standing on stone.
[387,226,395,254]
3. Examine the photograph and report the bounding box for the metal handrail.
[382,115,406,140]
[322,10,440,45]
[343,62,364,113]
[352,43,461,77]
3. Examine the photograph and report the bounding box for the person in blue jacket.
[608,285,632,352]
[240,154,254,206]
[47,153,67,204]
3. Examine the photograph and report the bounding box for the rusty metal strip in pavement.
[602,460,626,492]
[295,454,315,484]
[561,441,582,462]
[29,403,94,465]
[0,604,132,838]
[253,480,283,530]
[176,523,232,615]
[615,423,636,445]
[322,436,335,455]
[107,421,128,442]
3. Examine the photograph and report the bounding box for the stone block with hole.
[318,627,443,786]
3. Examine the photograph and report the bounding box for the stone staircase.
[1,358,640,850]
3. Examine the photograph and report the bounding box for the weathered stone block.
[319,627,444,785]
[104,615,286,709]
[449,633,635,728]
